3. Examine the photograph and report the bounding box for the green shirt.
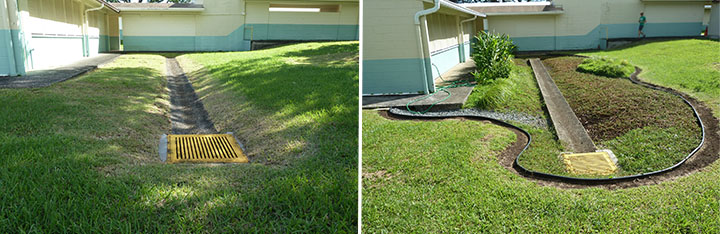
[639,16,646,26]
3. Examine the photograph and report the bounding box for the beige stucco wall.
[18,0,117,70]
[363,0,424,60]
[427,13,460,52]
[121,0,244,38]
[487,14,556,37]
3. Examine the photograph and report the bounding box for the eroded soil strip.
[166,58,217,134]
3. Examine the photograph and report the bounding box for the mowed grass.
[363,39,720,232]
[582,39,720,117]
[0,55,175,231]
[363,110,720,233]
[544,56,701,175]
[178,42,359,231]
[1,42,358,233]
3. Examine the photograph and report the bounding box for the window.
[269,4,340,13]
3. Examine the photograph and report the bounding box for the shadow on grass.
[192,44,359,167]
[0,51,358,232]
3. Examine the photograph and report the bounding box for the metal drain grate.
[166,134,248,163]
[562,151,617,175]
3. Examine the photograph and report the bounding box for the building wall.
[0,0,24,76]
[703,7,711,29]
[108,13,120,51]
[363,0,478,95]
[428,13,461,79]
[487,14,556,51]
[19,0,116,70]
[485,0,706,51]
[363,0,427,95]
[121,0,358,52]
[244,1,359,41]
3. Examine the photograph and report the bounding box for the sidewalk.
[362,61,476,110]
[0,53,120,89]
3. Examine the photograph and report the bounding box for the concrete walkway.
[529,58,596,153]
[362,61,476,110]
[0,53,120,89]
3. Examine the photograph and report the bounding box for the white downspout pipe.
[414,0,440,94]
[459,15,477,62]
[83,3,104,57]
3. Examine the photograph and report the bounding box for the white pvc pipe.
[414,0,440,94]
[83,3,104,57]
[459,15,477,62]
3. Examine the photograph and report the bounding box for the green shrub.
[464,78,515,110]
[576,57,635,78]
[471,31,516,84]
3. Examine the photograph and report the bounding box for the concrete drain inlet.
[161,58,247,164]
[159,133,248,163]
[562,151,618,175]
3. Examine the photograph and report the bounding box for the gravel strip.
[389,108,549,128]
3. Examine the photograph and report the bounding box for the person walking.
[638,12,647,38]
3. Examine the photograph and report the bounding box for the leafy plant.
[465,77,515,109]
[471,31,516,84]
[576,56,635,78]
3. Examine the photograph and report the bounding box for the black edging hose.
[387,66,707,183]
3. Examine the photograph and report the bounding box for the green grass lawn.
[178,42,359,232]
[582,39,720,117]
[1,42,358,232]
[363,39,720,232]
[544,56,701,175]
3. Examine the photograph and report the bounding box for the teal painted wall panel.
[430,46,461,78]
[245,24,268,40]
[363,58,428,95]
[509,22,704,51]
[99,35,108,53]
[337,25,359,40]
[124,27,248,51]
[124,24,357,52]
[0,29,26,76]
[511,36,556,51]
[0,30,13,76]
[245,24,359,41]
[268,24,337,40]
[644,22,703,37]
[123,36,196,51]
[110,36,120,51]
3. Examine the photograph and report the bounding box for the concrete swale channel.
[528,58,597,153]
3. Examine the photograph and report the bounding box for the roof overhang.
[83,0,120,13]
[440,0,486,17]
[484,11,564,16]
[423,0,486,17]
[462,2,563,16]
[111,3,205,12]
